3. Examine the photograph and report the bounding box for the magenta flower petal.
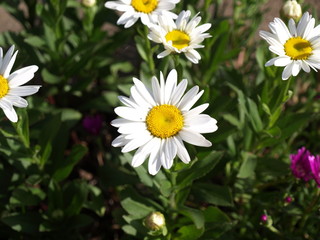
[309,155,320,187]
[290,147,313,181]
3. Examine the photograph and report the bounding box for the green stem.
[144,25,155,75]
[298,187,320,231]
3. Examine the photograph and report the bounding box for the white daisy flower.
[104,0,180,28]
[148,10,211,64]
[260,12,320,80]
[111,69,218,175]
[0,45,40,122]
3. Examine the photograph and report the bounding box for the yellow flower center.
[284,37,313,60]
[0,75,9,98]
[165,30,190,50]
[131,0,158,13]
[146,104,184,139]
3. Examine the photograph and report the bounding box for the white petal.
[292,61,301,76]
[282,62,294,80]
[179,129,212,147]
[114,106,147,121]
[179,88,204,111]
[122,133,153,153]
[273,56,292,66]
[1,105,18,122]
[184,103,209,118]
[148,140,161,175]
[173,136,191,163]
[162,139,177,169]
[3,95,28,108]
[112,135,129,147]
[164,69,177,103]
[0,46,15,76]
[185,114,218,133]
[8,65,38,87]
[177,86,199,110]
[8,85,40,97]
[131,137,159,167]
[157,49,172,59]
[288,19,297,36]
[151,76,161,104]
[133,78,156,106]
[171,79,188,105]
[3,51,18,78]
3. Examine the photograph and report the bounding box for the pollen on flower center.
[165,30,190,50]
[146,104,184,139]
[131,0,158,13]
[284,37,313,60]
[0,75,9,98]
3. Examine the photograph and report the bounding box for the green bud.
[82,0,96,8]
[144,211,166,231]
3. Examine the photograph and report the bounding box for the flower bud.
[82,0,96,8]
[144,212,166,231]
[281,0,302,22]
[260,214,268,223]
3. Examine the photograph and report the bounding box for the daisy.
[148,10,211,64]
[0,45,40,122]
[104,0,180,28]
[111,69,218,175]
[260,12,320,80]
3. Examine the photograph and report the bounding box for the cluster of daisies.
[105,0,211,64]
[1,1,320,176]
[105,0,218,174]
[105,0,320,175]
[290,147,320,187]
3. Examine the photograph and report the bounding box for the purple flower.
[290,147,313,181]
[309,155,320,187]
[284,196,292,204]
[260,214,268,223]
[82,114,103,135]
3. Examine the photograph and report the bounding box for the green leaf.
[192,183,234,207]
[41,69,62,84]
[1,213,42,234]
[178,205,204,229]
[203,206,231,223]
[176,151,223,190]
[175,225,204,240]
[53,144,87,181]
[63,180,89,217]
[121,197,155,219]
[246,97,263,133]
[14,108,29,148]
[237,152,257,178]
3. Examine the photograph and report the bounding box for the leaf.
[14,108,30,148]
[178,205,204,229]
[176,151,223,190]
[237,152,257,179]
[1,213,42,234]
[63,180,89,217]
[203,206,231,223]
[53,144,88,181]
[192,183,234,207]
[41,69,61,84]
[246,97,263,133]
[121,197,155,219]
[175,225,204,240]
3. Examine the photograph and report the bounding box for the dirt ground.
[0,1,319,33]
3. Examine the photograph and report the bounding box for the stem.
[298,187,320,231]
[143,25,155,75]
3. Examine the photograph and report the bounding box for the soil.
[1,1,319,33]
